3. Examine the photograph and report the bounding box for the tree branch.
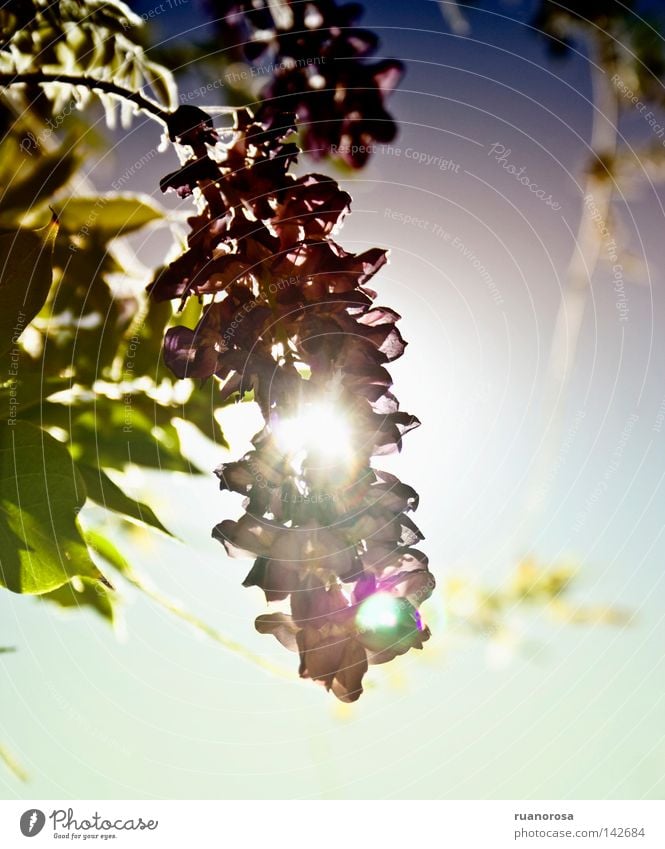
[0,742,27,782]
[0,70,172,126]
[521,36,619,533]
[121,570,295,680]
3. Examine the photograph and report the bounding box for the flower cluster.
[151,103,433,701]
[207,0,403,167]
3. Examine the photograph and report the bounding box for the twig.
[523,38,619,529]
[122,572,296,681]
[0,744,28,782]
[0,70,172,126]
[438,1,471,35]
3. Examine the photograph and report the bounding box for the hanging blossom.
[150,104,433,701]
[206,0,403,167]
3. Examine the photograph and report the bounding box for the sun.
[272,401,353,463]
[356,593,401,631]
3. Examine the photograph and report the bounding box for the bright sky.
[1,0,664,800]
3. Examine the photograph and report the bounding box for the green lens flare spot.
[356,593,401,631]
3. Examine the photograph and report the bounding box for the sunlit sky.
[1,0,665,799]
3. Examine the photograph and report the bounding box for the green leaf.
[0,371,72,419]
[145,60,178,109]
[114,298,173,379]
[83,529,131,578]
[177,379,231,448]
[77,462,172,536]
[0,421,107,594]
[40,575,115,622]
[44,394,198,473]
[55,194,164,239]
[0,220,58,356]
[0,149,80,225]
[47,233,134,383]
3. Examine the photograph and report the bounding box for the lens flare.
[272,402,352,461]
[356,593,401,631]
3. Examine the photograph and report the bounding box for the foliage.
[0,421,108,594]
[446,558,631,644]
[533,1,665,87]
[0,0,176,126]
[0,6,229,623]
